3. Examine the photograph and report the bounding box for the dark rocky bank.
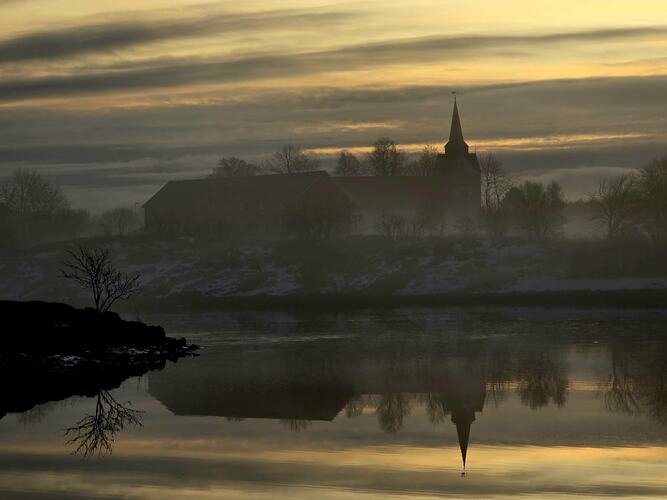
[0,300,198,418]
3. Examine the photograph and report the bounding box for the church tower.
[436,96,482,216]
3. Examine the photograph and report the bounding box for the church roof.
[335,176,448,211]
[143,171,332,209]
[445,99,470,156]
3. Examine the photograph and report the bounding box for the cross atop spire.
[445,95,469,156]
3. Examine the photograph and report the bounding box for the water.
[1,308,666,499]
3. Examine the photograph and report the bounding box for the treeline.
[211,138,439,178]
[479,154,667,249]
[0,169,142,248]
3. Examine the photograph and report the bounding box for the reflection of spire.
[453,411,474,473]
[445,97,470,156]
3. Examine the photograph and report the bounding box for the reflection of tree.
[601,344,667,425]
[280,419,311,432]
[64,390,143,457]
[376,393,412,434]
[345,395,365,418]
[515,353,568,409]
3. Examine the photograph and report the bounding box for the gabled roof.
[335,176,448,211]
[143,171,331,208]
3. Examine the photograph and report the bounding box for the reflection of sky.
[1,310,667,499]
[2,1,667,210]
[0,386,666,499]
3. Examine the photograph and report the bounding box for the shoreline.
[123,288,667,312]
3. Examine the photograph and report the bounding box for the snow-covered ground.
[0,238,665,306]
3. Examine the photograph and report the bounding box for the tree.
[211,157,262,178]
[589,174,638,239]
[99,207,140,237]
[408,145,439,176]
[479,153,513,238]
[637,155,667,247]
[61,246,141,313]
[265,145,320,174]
[504,181,566,239]
[367,138,405,176]
[0,168,69,216]
[334,151,363,176]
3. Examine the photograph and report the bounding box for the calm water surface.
[1,308,666,499]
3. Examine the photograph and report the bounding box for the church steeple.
[445,97,470,156]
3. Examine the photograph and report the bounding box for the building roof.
[143,170,332,208]
[335,176,449,211]
[445,98,470,156]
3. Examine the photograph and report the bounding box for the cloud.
[2,26,667,102]
[0,8,355,64]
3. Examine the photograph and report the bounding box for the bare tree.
[211,157,262,178]
[637,155,667,247]
[368,138,405,176]
[376,212,408,240]
[504,181,566,239]
[61,246,141,312]
[410,145,439,176]
[589,174,638,239]
[64,390,143,457]
[265,145,320,174]
[0,168,69,216]
[479,153,512,238]
[333,150,363,176]
[99,207,139,237]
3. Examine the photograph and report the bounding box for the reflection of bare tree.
[345,395,365,418]
[280,419,311,432]
[376,393,412,434]
[601,345,667,425]
[515,353,568,409]
[603,351,641,415]
[424,392,446,425]
[64,390,143,457]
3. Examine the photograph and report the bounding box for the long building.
[143,100,481,238]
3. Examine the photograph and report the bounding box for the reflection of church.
[430,373,487,472]
[148,356,488,473]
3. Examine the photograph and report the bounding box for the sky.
[1,0,667,212]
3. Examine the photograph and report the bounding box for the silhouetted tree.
[64,390,143,457]
[61,246,141,312]
[0,168,68,216]
[0,169,73,245]
[99,207,140,237]
[211,157,262,178]
[589,174,639,239]
[504,181,566,239]
[404,145,439,176]
[368,138,405,176]
[637,155,667,248]
[479,153,512,238]
[376,212,408,240]
[265,145,320,174]
[334,151,363,176]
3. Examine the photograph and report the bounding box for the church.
[143,100,481,238]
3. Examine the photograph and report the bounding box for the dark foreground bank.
[0,300,198,418]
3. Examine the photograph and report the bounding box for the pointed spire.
[445,95,469,156]
[455,419,471,472]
